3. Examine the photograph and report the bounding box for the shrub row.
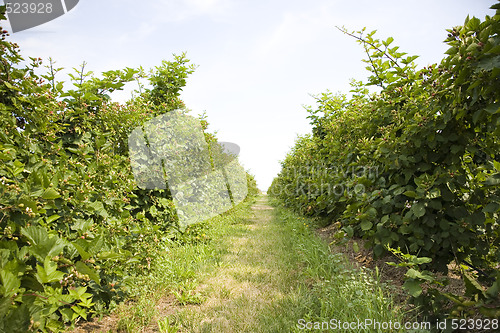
[269,3,500,319]
[0,9,257,332]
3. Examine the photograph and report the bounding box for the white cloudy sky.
[1,0,495,190]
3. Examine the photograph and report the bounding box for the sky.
[1,0,496,190]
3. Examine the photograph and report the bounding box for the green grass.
[262,204,417,333]
[106,195,426,332]
[111,199,255,332]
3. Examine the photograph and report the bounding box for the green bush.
[270,3,500,320]
[0,7,256,331]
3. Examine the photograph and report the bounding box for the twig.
[461,259,495,282]
[336,26,402,69]
[362,39,386,89]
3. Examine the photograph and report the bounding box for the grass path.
[156,195,414,333]
[74,195,417,332]
[169,195,299,332]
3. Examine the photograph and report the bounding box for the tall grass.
[264,203,425,332]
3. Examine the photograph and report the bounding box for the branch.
[336,26,402,69]
[362,39,386,89]
[49,58,56,91]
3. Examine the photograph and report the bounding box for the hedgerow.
[270,2,500,320]
[0,7,257,332]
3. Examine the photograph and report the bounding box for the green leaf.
[411,203,426,218]
[87,235,105,255]
[406,268,423,279]
[19,198,38,213]
[0,268,21,296]
[354,184,365,194]
[411,257,433,265]
[428,200,442,210]
[366,207,377,218]
[46,214,61,224]
[425,188,441,199]
[21,226,66,262]
[483,203,499,213]
[352,241,360,253]
[445,46,458,55]
[403,279,423,297]
[75,261,100,286]
[41,188,61,200]
[360,220,373,231]
[70,219,93,233]
[36,257,65,283]
[67,147,80,154]
[479,307,500,318]
[97,252,122,260]
[466,16,481,30]
[71,305,88,320]
[59,308,78,323]
[484,102,500,114]
[466,43,479,52]
[3,81,16,90]
[463,272,486,298]
[78,296,94,308]
[450,145,461,154]
[87,201,108,218]
[439,220,450,231]
[21,226,48,245]
[343,226,354,238]
[483,173,500,186]
[71,242,91,261]
[68,286,90,299]
[0,297,11,318]
[404,191,416,198]
[373,244,384,258]
[158,198,170,207]
[383,37,394,46]
[486,278,499,298]
[0,303,30,332]
[476,55,500,71]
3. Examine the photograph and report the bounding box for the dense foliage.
[270,3,500,320]
[0,8,257,332]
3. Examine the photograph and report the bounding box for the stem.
[49,58,56,91]
[336,26,402,69]
[78,61,87,86]
[461,259,494,281]
[362,40,386,89]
